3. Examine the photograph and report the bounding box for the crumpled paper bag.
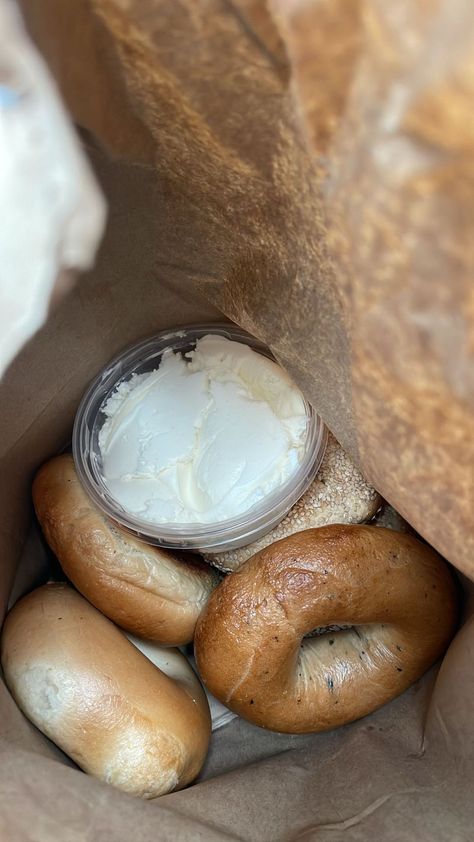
[19,0,474,577]
[2,1,473,839]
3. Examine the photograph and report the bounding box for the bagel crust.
[194,525,458,733]
[33,455,220,645]
[1,583,211,797]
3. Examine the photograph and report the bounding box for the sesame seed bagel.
[194,525,458,733]
[33,455,220,645]
[203,435,381,572]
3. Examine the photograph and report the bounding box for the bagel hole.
[304,624,352,639]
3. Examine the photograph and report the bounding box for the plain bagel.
[194,525,458,733]
[33,455,220,645]
[1,583,211,798]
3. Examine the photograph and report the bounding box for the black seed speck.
[329,639,335,646]
[274,636,279,641]
[327,676,334,691]
[396,645,402,652]
[297,698,301,704]
[396,667,403,672]
[250,699,254,705]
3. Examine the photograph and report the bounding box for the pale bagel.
[1,583,211,797]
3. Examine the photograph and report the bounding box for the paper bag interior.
[1,1,473,839]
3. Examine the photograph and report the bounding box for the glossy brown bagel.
[33,455,220,645]
[194,525,458,733]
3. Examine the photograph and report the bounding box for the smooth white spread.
[98,335,307,525]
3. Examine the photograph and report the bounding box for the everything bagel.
[194,525,458,733]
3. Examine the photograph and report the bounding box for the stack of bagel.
[1,452,458,800]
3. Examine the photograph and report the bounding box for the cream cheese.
[98,335,307,525]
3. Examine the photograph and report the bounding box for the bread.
[195,525,458,733]
[33,455,220,644]
[1,583,211,798]
[203,433,381,572]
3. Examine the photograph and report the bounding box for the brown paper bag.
[0,0,472,838]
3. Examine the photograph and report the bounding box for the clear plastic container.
[72,324,327,552]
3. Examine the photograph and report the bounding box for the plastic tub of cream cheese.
[72,324,327,552]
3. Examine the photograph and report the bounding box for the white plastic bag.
[0,0,105,377]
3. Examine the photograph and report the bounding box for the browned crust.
[33,455,220,644]
[195,525,459,733]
